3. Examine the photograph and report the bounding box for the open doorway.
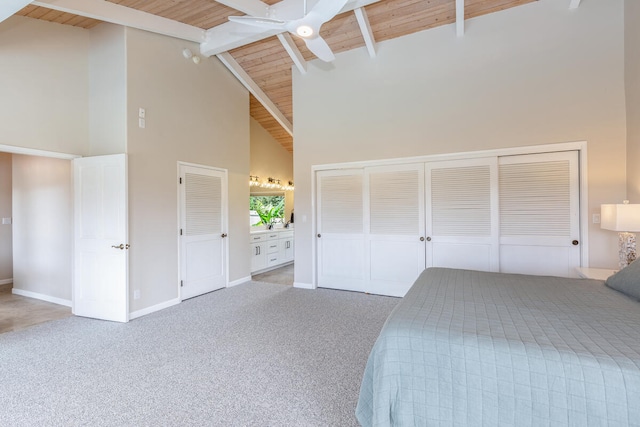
[0,149,75,333]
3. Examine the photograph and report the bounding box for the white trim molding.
[229,276,252,287]
[130,298,180,320]
[0,278,13,285]
[293,282,314,289]
[12,288,72,307]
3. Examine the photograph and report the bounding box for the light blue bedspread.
[356,268,640,426]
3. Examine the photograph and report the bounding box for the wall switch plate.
[593,213,601,224]
[133,290,141,300]
[2,217,11,225]
[138,118,145,129]
[138,108,145,118]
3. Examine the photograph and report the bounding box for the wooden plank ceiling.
[15,0,535,153]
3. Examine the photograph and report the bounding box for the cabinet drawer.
[267,254,280,266]
[267,233,279,240]
[250,234,265,242]
[278,231,294,239]
[267,242,279,254]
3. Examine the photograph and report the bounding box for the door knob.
[420,237,425,242]
[111,244,125,250]
[221,233,228,238]
[572,240,579,246]
[426,237,432,242]
[317,234,321,238]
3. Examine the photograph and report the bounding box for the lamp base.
[618,232,637,269]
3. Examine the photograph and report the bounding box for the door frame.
[312,141,589,287]
[176,161,229,300]
[0,144,80,306]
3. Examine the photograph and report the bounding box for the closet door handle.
[426,237,432,242]
[420,237,425,242]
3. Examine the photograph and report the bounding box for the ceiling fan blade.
[310,0,350,22]
[228,15,286,30]
[304,36,335,62]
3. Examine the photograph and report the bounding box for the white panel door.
[366,164,425,297]
[317,169,365,292]
[73,154,128,322]
[179,164,227,300]
[425,158,499,272]
[498,151,580,277]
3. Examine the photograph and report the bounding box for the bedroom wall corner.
[250,118,294,220]
[293,0,627,283]
[0,16,90,156]
[625,0,640,202]
[0,153,12,283]
[125,28,250,314]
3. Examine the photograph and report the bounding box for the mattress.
[356,268,640,426]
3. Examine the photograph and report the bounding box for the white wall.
[250,118,294,220]
[12,155,72,302]
[0,16,89,156]
[0,153,12,283]
[626,0,640,202]
[125,28,250,312]
[293,0,627,284]
[89,23,127,156]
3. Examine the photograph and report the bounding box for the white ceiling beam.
[1,0,33,24]
[217,52,293,136]
[32,0,205,42]
[277,33,307,75]
[455,0,464,37]
[201,0,382,56]
[214,0,268,17]
[569,0,582,8]
[354,7,376,58]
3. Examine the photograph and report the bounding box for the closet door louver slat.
[431,166,492,237]
[370,170,420,235]
[499,161,571,236]
[185,173,222,236]
[320,175,363,234]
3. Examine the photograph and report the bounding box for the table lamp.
[601,200,640,269]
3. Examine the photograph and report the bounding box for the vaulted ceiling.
[7,0,574,153]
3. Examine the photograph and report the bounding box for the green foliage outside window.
[250,196,285,226]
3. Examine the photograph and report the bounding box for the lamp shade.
[601,203,640,232]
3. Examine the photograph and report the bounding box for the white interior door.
[179,164,227,300]
[498,151,580,277]
[425,158,499,272]
[316,170,365,292]
[366,164,425,297]
[73,154,128,322]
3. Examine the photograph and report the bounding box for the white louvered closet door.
[366,164,425,297]
[179,164,227,300]
[316,170,366,292]
[425,158,499,272]
[498,151,580,277]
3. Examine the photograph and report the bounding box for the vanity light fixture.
[249,175,261,186]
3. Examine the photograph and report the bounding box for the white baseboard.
[293,282,315,290]
[11,288,72,307]
[0,278,13,285]
[228,276,251,287]
[130,298,180,320]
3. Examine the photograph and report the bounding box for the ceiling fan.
[228,0,349,62]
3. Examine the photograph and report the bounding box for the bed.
[356,267,640,426]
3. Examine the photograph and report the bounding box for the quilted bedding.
[356,268,640,426]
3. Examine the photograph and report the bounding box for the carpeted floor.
[0,281,399,426]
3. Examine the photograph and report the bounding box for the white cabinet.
[250,233,269,272]
[250,229,294,273]
[279,231,294,263]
